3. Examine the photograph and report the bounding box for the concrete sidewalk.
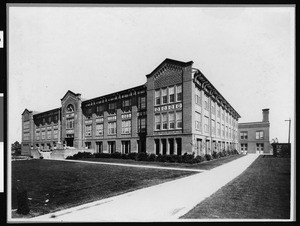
[28,154,259,222]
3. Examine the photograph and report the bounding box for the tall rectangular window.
[23,132,29,141]
[226,126,228,138]
[85,107,93,118]
[155,90,161,105]
[176,84,182,101]
[176,111,182,129]
[162,113,168,129]
[96,123,104,136]
[240,131,248,139]
[195,112,201,130]
[211,119,215,135]
[204,116,209,133]
[53,129,58,139]
[85,124,92,136]
[155,114,161,130]
[108,122,116,135]
[169,112,175,129]
[256,131,264,139]
[122,99,131,112]
[217,122,221,136]
[41,129,45,140]
[108,102,116,114]
[204,94,209,110]
[169,86,175,103]
[138,117,146,133]
[162,88,167,104]
[217,105,221,118]
[96,105,104,116]
[122,120,131,134]
[195,88,201,105]
[47,128,52,139]
[222,124,225,137]
[138,96,146,110]
[36,130,40,140]
[211,102,215,115]
[66,118,74,129]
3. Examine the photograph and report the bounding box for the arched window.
[66,104,74,113]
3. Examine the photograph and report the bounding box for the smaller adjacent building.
[238,109,271,154]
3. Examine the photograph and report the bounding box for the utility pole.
[285,118,291,144]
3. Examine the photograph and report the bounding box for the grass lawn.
[75,154,244,170]
[181,155,291,219]
[11,159,196,218]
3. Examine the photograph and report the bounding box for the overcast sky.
[8,5,295,149]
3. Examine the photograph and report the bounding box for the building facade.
[238,109,271,154]
[21,59,240,156]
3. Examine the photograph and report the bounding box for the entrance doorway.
[256,143,264,154]
[96,142,103,153]
[176,138,182,155]
[65,138,74,147]
[162,139,167,155]
[122,141,131,154]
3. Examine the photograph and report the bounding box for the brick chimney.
[262,108,269,122]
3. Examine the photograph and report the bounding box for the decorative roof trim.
[146,58,193,78]
[193,69,241,119]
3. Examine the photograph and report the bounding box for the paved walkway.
[28,154,259,222]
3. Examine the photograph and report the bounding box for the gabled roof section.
[146,58,194,78]
[22,108,32,115]
[61,90,81,101]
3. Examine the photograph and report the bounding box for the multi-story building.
[21,58,240,156]
[238,109,271,154]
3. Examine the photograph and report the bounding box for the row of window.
[240,131,264,140]
[35,129,58,140]
[240,143,264,151]
[154,111,182,130]
[195,112,237,139]
[155,84,182,106]
[84,96,147,116]
[85,140,132,154]
[195,89,237,127]
[33,115,59,126]
[85,118,147,136]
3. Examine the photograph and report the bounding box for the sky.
[8,5,295,149]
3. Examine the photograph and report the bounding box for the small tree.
[11,141,21,155]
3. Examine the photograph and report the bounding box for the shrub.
[168,155,179,163]
[66,151,94,159]
[147,153,156,162]
[120,153,129,159]
[94,153,110,158]
[176,155,183,163]
[111,152,122,159]
[128,152,138,160]
[194,155,204,163]
[233,149,239,155]
[156,154,166,162]
[212,151,218,159]
[136,152,149,161]
[204,154,212,161]
[221,149,227,157]
[182,153,195,164]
